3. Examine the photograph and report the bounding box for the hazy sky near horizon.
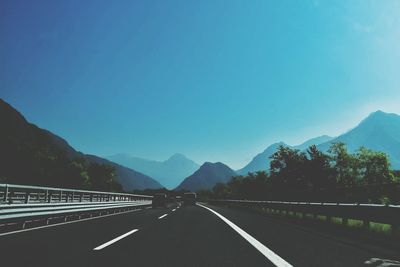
[2,0,400,169]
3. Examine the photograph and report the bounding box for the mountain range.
[106,153,200,189]
[238,110,400,174]
[2,96,400,192]
[175,162,237,192]
[237,136,334,175]
[0,99,162,191]
[317,110,400,169]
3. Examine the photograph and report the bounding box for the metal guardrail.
[209,199,400,232]
[0,184,153,232]
[0,183,152,205]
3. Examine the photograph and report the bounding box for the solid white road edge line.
[197,203,293,267]
[93,229,139,250]
[158,214,168,219]
[0,208,143,237]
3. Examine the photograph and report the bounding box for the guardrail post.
[59,190,62,202]
[72,192,75,202]
[79,193,83,202]
[25,192,30,204]
[3,185,8,203]
[90,193,93,202]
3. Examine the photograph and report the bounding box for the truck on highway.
[183,192,196,205]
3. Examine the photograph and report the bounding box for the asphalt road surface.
[0,203,398,267]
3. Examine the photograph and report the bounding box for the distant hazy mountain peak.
[203,161,218,166]
[263,141,287,152]
[200,161,229,169]
[369,109,390,116]
[165,153,190,162]
[294,135,334,150]
[317,110,400,169]
[361,110,400,123]
[175,161,236,191]
[106,152,200,189]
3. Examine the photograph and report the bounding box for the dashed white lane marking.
[158,214,168,219]
[172,209,176,212]
[93,229,139,250]
[0,208,142,237]
[365,258,400,266]
[197,204,292,267]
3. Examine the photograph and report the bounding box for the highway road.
[0,203,399,267]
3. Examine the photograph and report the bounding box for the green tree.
[87,163,121,191]
[356,147,394,185]
[213,182,229,199]
[63,158,90,189]
[269,145,308,193]
[305,145,335,190]
[197,189,213,200]
[328,142,359,186]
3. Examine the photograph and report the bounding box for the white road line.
[0,208,142,237]
[365,258,400,267]
[197,204,292,267]
[172,209,176,212]
[93,229,139,250]
[158,214,168,219]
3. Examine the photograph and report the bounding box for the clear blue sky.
[1,0,400,169]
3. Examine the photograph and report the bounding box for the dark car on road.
[183,192,196,205]
[175,195,182,203]
[152,193,167,208]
